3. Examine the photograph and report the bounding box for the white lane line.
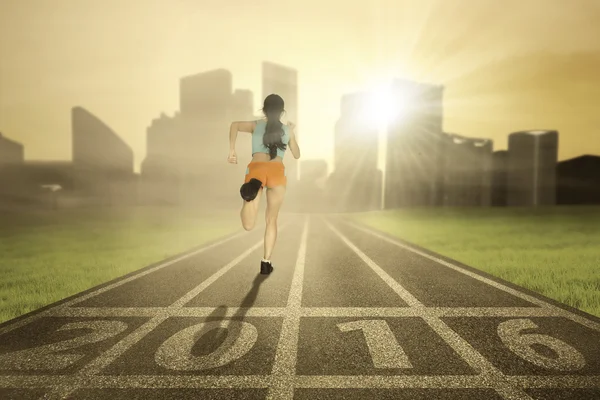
[49,306,565,319]
[40,224,290,399]
[2,374,598,389]
[326,219,536,400]
[169,239,266,307]
[301,307,563,318]
[508,375,600,388]
[344,219,600,333]
[293,375,489,388]
[66,230,251,308]
[0,229,248,336]
[326,221,422,307]
[0,375,272,389]
[493,385,539,400]
[51,307,287,318]
[268,215,309,400]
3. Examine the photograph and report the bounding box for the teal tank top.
[252,120,290,159]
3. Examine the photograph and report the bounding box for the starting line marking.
[47,305,565,319]
[0,374,598,390]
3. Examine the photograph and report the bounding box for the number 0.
[155,320,258,370]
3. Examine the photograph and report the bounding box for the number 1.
[337,319,413,369]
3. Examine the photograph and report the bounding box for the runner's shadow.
[191,273,270,356]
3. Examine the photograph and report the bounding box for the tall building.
[180,69,233,119]
[177,69,254,169]
[72,107,134,174]
[142,69,255,207]
[177,70,235,168]
[441,133,493,207]
[556,155,600,205]
[335,92,379,173]
[0,133,24,165]
[385,79,445,208]
[71,107,137,205]
[141,113,181,178]
[139,113,183,205]
[328,91,382,212]
[491,150,509,206]
[507,130,558,206]
[232,89,255,120]
[262,62,299,182]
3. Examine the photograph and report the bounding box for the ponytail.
[263,111,287,160]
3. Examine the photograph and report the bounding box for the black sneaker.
[260,260,274,275]
[240,179,263,202]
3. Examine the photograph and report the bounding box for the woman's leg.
[264,185,286,260]
[240,188,263,231]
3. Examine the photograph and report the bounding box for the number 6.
[497,318,586,371]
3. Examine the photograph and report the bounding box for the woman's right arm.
[228,121,257,164]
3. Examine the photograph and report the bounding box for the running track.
[0,215,599,400]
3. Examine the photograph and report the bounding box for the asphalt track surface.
[0,214,599,400]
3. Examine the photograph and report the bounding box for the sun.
[358,81,409,129]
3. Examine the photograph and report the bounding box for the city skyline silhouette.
[1,0,600,172]
[3,63,598,211]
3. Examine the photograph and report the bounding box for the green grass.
[0,206,241,324]
[349,206,600,318]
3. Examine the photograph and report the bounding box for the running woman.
[227,94,301,275]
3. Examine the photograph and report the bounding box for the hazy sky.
[1,0,600,172]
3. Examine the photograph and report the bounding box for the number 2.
[0,320,128,371]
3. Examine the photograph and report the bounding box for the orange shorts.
[244,162,287,188]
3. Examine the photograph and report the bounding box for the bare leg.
[264,185,286,260]
[240,187,263,231]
